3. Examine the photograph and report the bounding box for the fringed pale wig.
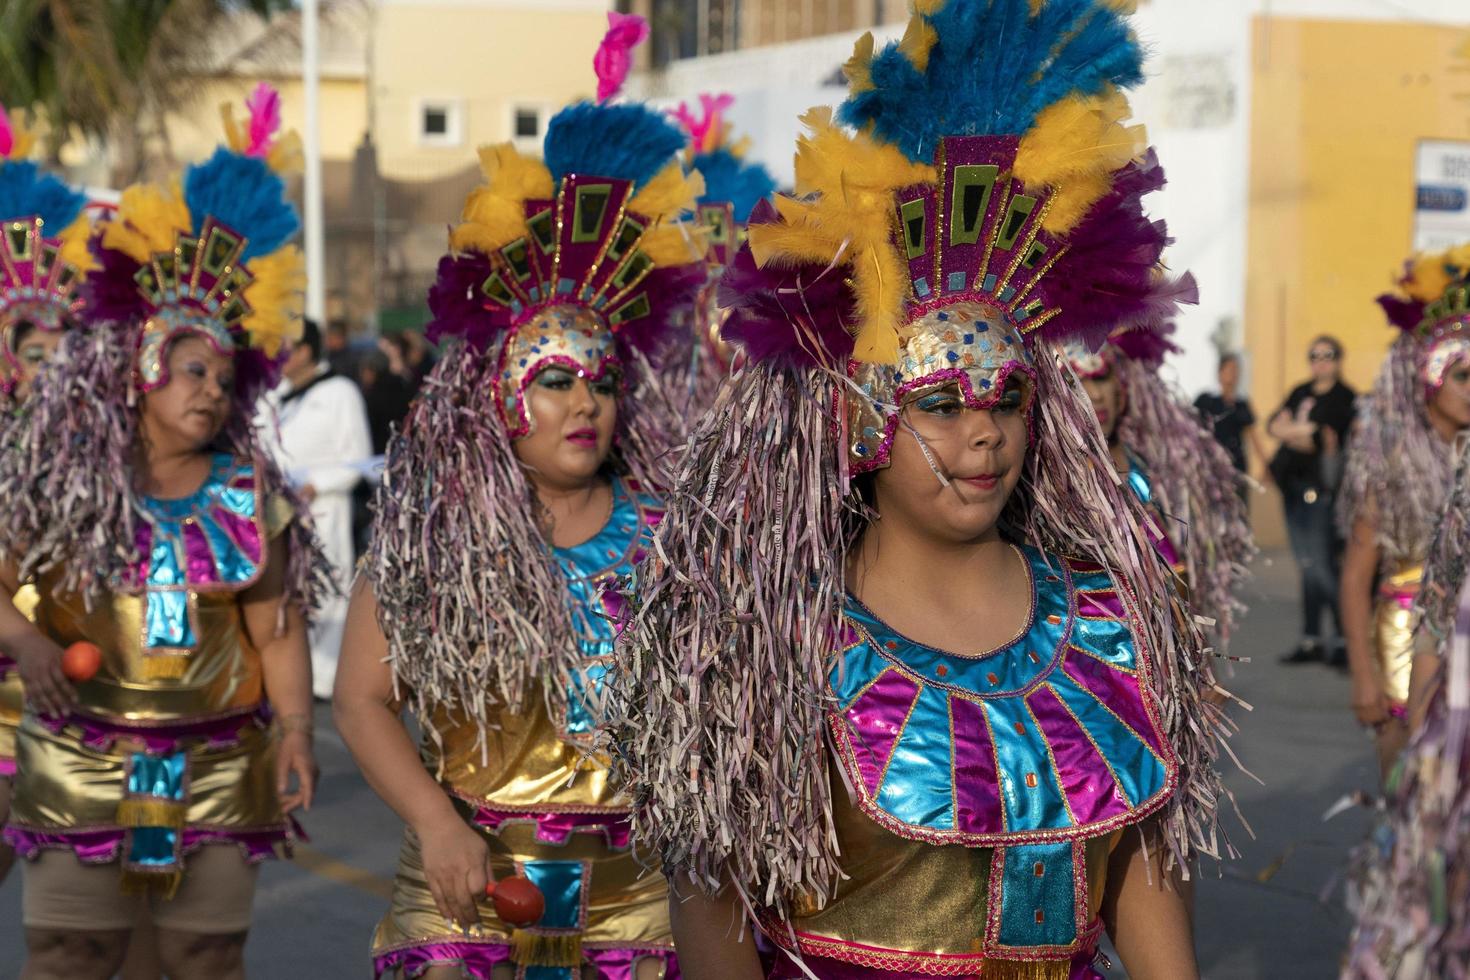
[366,90,707,746]
[610,0,1238,920]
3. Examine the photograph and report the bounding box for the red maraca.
[485,875,545,927]
[61,641,102,683]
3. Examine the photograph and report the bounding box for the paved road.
[0,551,1377,978]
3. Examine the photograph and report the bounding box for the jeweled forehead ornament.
[1417,284,1470,391]
[1378,246,1470,393]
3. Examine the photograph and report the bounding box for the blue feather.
[692,148,778,223]
[543,101,687,190]
[182,148,299,262]
[838,0,1144,163]
[0,160,87,230]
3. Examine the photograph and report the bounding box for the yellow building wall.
[1245,16,1470,546]
[1247,16,1470,418]
[372,5,611,181]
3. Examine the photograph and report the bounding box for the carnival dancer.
[1062,319,1256,649]
[0,86,329,978]
[0,103,96,888]
[670,93,778,413]
[1339,244,1470,777]
[608,2,1235,978]
[333,22,707,978]
[1342,440,1470,979]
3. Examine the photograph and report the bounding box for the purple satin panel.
[373,941,678,980]
[0,756,16,777]
[0,653,13,679]
[211,503,263,566]
[842,669,921,796]
[1148,525,1181,568]
[133,522,153,585]
[3,825,289,865]
[1061,653,1162,756]
[1026,684,1130,824]
[1076,588,1125,620]
[949,695,1004,833]
[471,806,633,849]
[182,519,220,585]
[38,704,271,755]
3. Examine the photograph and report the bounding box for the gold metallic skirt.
[370,801,675,979]
[1373,597,1417,708]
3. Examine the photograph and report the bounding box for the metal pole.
[302,0,326,322]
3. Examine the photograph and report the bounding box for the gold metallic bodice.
[0,584,39,762]
[426,682,622,813]
[784,761,1115,971]
[26,494,292,723]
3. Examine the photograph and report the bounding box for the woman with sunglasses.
[1268,336,1357,667]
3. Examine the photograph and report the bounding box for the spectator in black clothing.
[357,348,415,456]
[1268,335,1357,666]
[324,319,356,378]
[1195,352,1269,478]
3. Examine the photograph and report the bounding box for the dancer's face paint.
[140,334,233,454]
[8,320,62,401]
[871,372,1029,545]
[1079,368,1124,441]
[1428,359,1470,433]
[514,365,620,493]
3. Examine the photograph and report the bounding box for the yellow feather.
[1015,88,1145,233]
[55,214,97,274]
[267,131,304,176]
[241,245,305,357]
[101,178,191,264]
[477,144,554,201]
[3,109,36,160]
[628,163,703,221]
[1400,244,1470,304]
[220,101,247,155]
[638,222,708,267]
[449,145,554,256]
[844,32,876,95]
[1099,0,1140,13]
[913,0,945,14]
[898,14,939,72]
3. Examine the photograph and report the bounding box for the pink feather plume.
[593,11,649,103]
[671,92,734,154]
[0,102,13,158]
[244,83,282,158]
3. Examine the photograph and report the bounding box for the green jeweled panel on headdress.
[894,135,1065,333]
[475,174,661,332]
[0,217,83,332]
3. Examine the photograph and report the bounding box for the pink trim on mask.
[497,352,623,440]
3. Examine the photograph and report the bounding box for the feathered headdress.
[1377,242,1470,392]
[86,83,304,402]
[611,0,1235,926]
[371,31,706,743]
[672,93,778,265]
[0,103,95,375]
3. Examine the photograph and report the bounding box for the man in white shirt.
[259,319,374,698]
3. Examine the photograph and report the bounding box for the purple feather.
[1378,293,1424,334]
[425,253,508,353]
[1111,320,1181,367]
[717,203,856,370]
[1036,151,1182,347]
[82,235,148,325]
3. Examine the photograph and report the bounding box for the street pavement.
[0,550,1377,978]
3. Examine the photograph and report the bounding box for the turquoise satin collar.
[830,545,1176,847]
[552,478,663,736]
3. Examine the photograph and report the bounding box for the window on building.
[418,100,463,147]
[510,105,549,152]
